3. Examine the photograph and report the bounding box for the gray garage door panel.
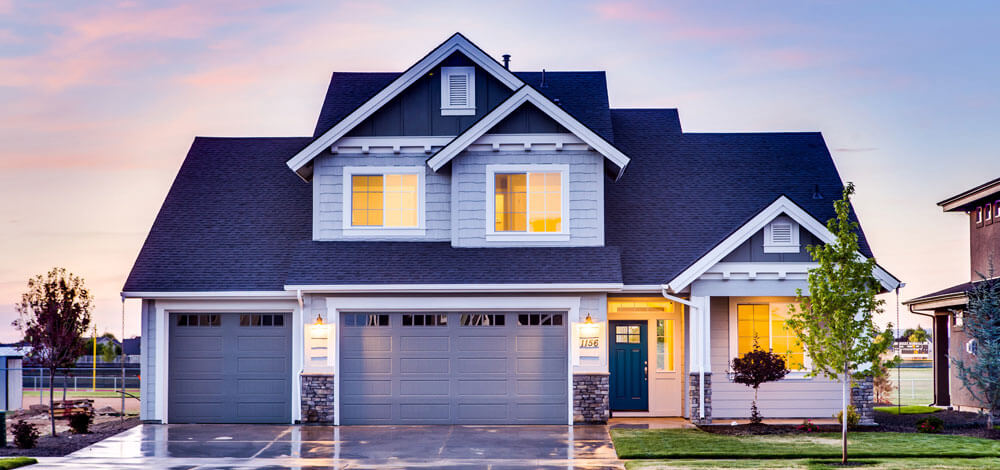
[339,312,568,425]
[168,313,291,424]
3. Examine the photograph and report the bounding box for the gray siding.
[721,226,823,263]
[313,154,451,241]
[140,299,155,421]
[709,296,845,419]
[452,150,605,247]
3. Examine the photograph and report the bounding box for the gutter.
[661,287,705,420]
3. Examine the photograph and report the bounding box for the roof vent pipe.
[502,54,511,70]
[540,69,547,88]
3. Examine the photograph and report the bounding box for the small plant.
[835,405,860,427]
[797,419,820,433]
[12,420,40,449]
[916,416,944,434]
[730,336,789,424]
[69,412,92,434]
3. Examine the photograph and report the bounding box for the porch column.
[933,312,951,407]
[688,295,712,424]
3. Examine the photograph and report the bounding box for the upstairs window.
[986,203,993,224]
[763,216,800,253]
[441,66,475,116]
[976,206,984,226]
[343,167,423,233]
[494,172,562,233]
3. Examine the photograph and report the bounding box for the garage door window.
[460,313,505,326]
[239,314,284,327]
[402,314,447,326]
[343,313,390,327]
[517,313,563,326]
[177,314,220,327]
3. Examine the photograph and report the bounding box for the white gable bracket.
[285,33,523,180]
[425,86,631,178]
[664,196,900,293]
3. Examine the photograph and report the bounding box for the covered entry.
[168,312,292,423]
[339,312,568,424]
[607,298,684,416]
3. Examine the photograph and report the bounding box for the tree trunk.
[49,368,56,437]
[842,366,849,464]
[62,370,67,401]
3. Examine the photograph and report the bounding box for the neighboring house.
[0,346,24,411]
[905,177,1000,410]
[123,337,141,364]
[124,33,899,425]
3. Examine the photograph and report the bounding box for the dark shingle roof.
[605,109,873,285]
[906,281,974,304]
[312,71,616,140]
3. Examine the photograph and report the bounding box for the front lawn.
[625,457,1000,469]
[610,428,1000,459]
[0,458,37,469]
[874,405,939,415]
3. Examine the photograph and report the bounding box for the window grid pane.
[351,175,384,226]
[656,319,674,371]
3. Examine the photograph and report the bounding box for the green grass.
[886,367,933,406]
[610,429,1000,459]
[22,390,139,399]
[0,457,37,469]
[874,405,940,415]
[625,458,1000,469]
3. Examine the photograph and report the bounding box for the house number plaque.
[579,337,600,348]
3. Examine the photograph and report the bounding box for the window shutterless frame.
[728,297,811,377]
[341,166,426,237]
[485,164,570,242]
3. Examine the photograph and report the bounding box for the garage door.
[168,313,291,423]
[339,312,568,424]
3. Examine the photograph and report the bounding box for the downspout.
[661,287,704,420]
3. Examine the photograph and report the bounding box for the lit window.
[987,203,993,222]
[656,319,674,371]
[614,325,641,344]
[736,303,805,370]
[494,172,561,232]
[995,201,1000,218]
[351,174,418,227]
[976,207,983,224]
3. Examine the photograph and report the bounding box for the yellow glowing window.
[656,319,674,372]
[351,174,418,227]
[737,303,805,370]
[494,172,561,232]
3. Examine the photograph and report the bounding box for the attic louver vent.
[763,216,800,253]
[441,66,475,116]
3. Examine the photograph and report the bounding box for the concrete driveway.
[38,423,622,469]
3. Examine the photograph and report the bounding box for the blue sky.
[1,1,998,340]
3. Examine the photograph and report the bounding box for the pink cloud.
[592,1,673,23]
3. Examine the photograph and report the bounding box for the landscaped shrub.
[730,336,789,424]
[68,412,92,434]
[12,420,40,449]
[834,405,860,427]
[916,416,944,433]
[796,419,820,433]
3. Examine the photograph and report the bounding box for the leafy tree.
[952,271,1000,428]
[872,354,896,405]
[730,336,789,424]
[101,342,121,364]
[787,183,895,464]
[13,268,93,436]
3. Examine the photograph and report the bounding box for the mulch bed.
[0,417,140,457]
[698,410,1000,439]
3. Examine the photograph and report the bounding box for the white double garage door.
[340,312,569,424]
[169,311,568,424]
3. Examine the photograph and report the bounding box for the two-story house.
[124,33,899,426]
[905,177,1000,411]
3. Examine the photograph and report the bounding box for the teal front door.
[609,321,648,411]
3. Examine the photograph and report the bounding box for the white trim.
[122,291,295,299]
[341,166,426,236]
[152,299,299,424]
[286,283,623,293]
[664,196,900,293]
[286,33,523,178]
[426,86,630,178]
[486,164,570,240]
[440,66,475,115]
[699,262,817,282]
[291,298,303,422]
[327,134,587,156]
[621,284,664,292]
[762,216,800,253]
[727,297,812,379]
[325,295,581,426]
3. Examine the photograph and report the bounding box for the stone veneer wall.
[851,376,875,425]
[301,374,335,424]
[689,372,712,424]
[573,373,609,423]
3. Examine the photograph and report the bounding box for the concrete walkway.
[37,423,623,469]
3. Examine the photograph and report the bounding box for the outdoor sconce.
[313,314,324,326]
[579,313,600,340]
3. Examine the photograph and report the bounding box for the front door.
[609,321,648,411]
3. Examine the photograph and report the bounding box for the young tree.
[908,326,928,343]
[730,337,789,424]
[951,271,1000,428]
[13,268,93,436]
[787,183,895,464]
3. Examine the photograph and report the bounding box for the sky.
[1,1,998,342]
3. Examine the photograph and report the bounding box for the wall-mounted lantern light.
[579,313,600,345]
[313,314,324,326]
